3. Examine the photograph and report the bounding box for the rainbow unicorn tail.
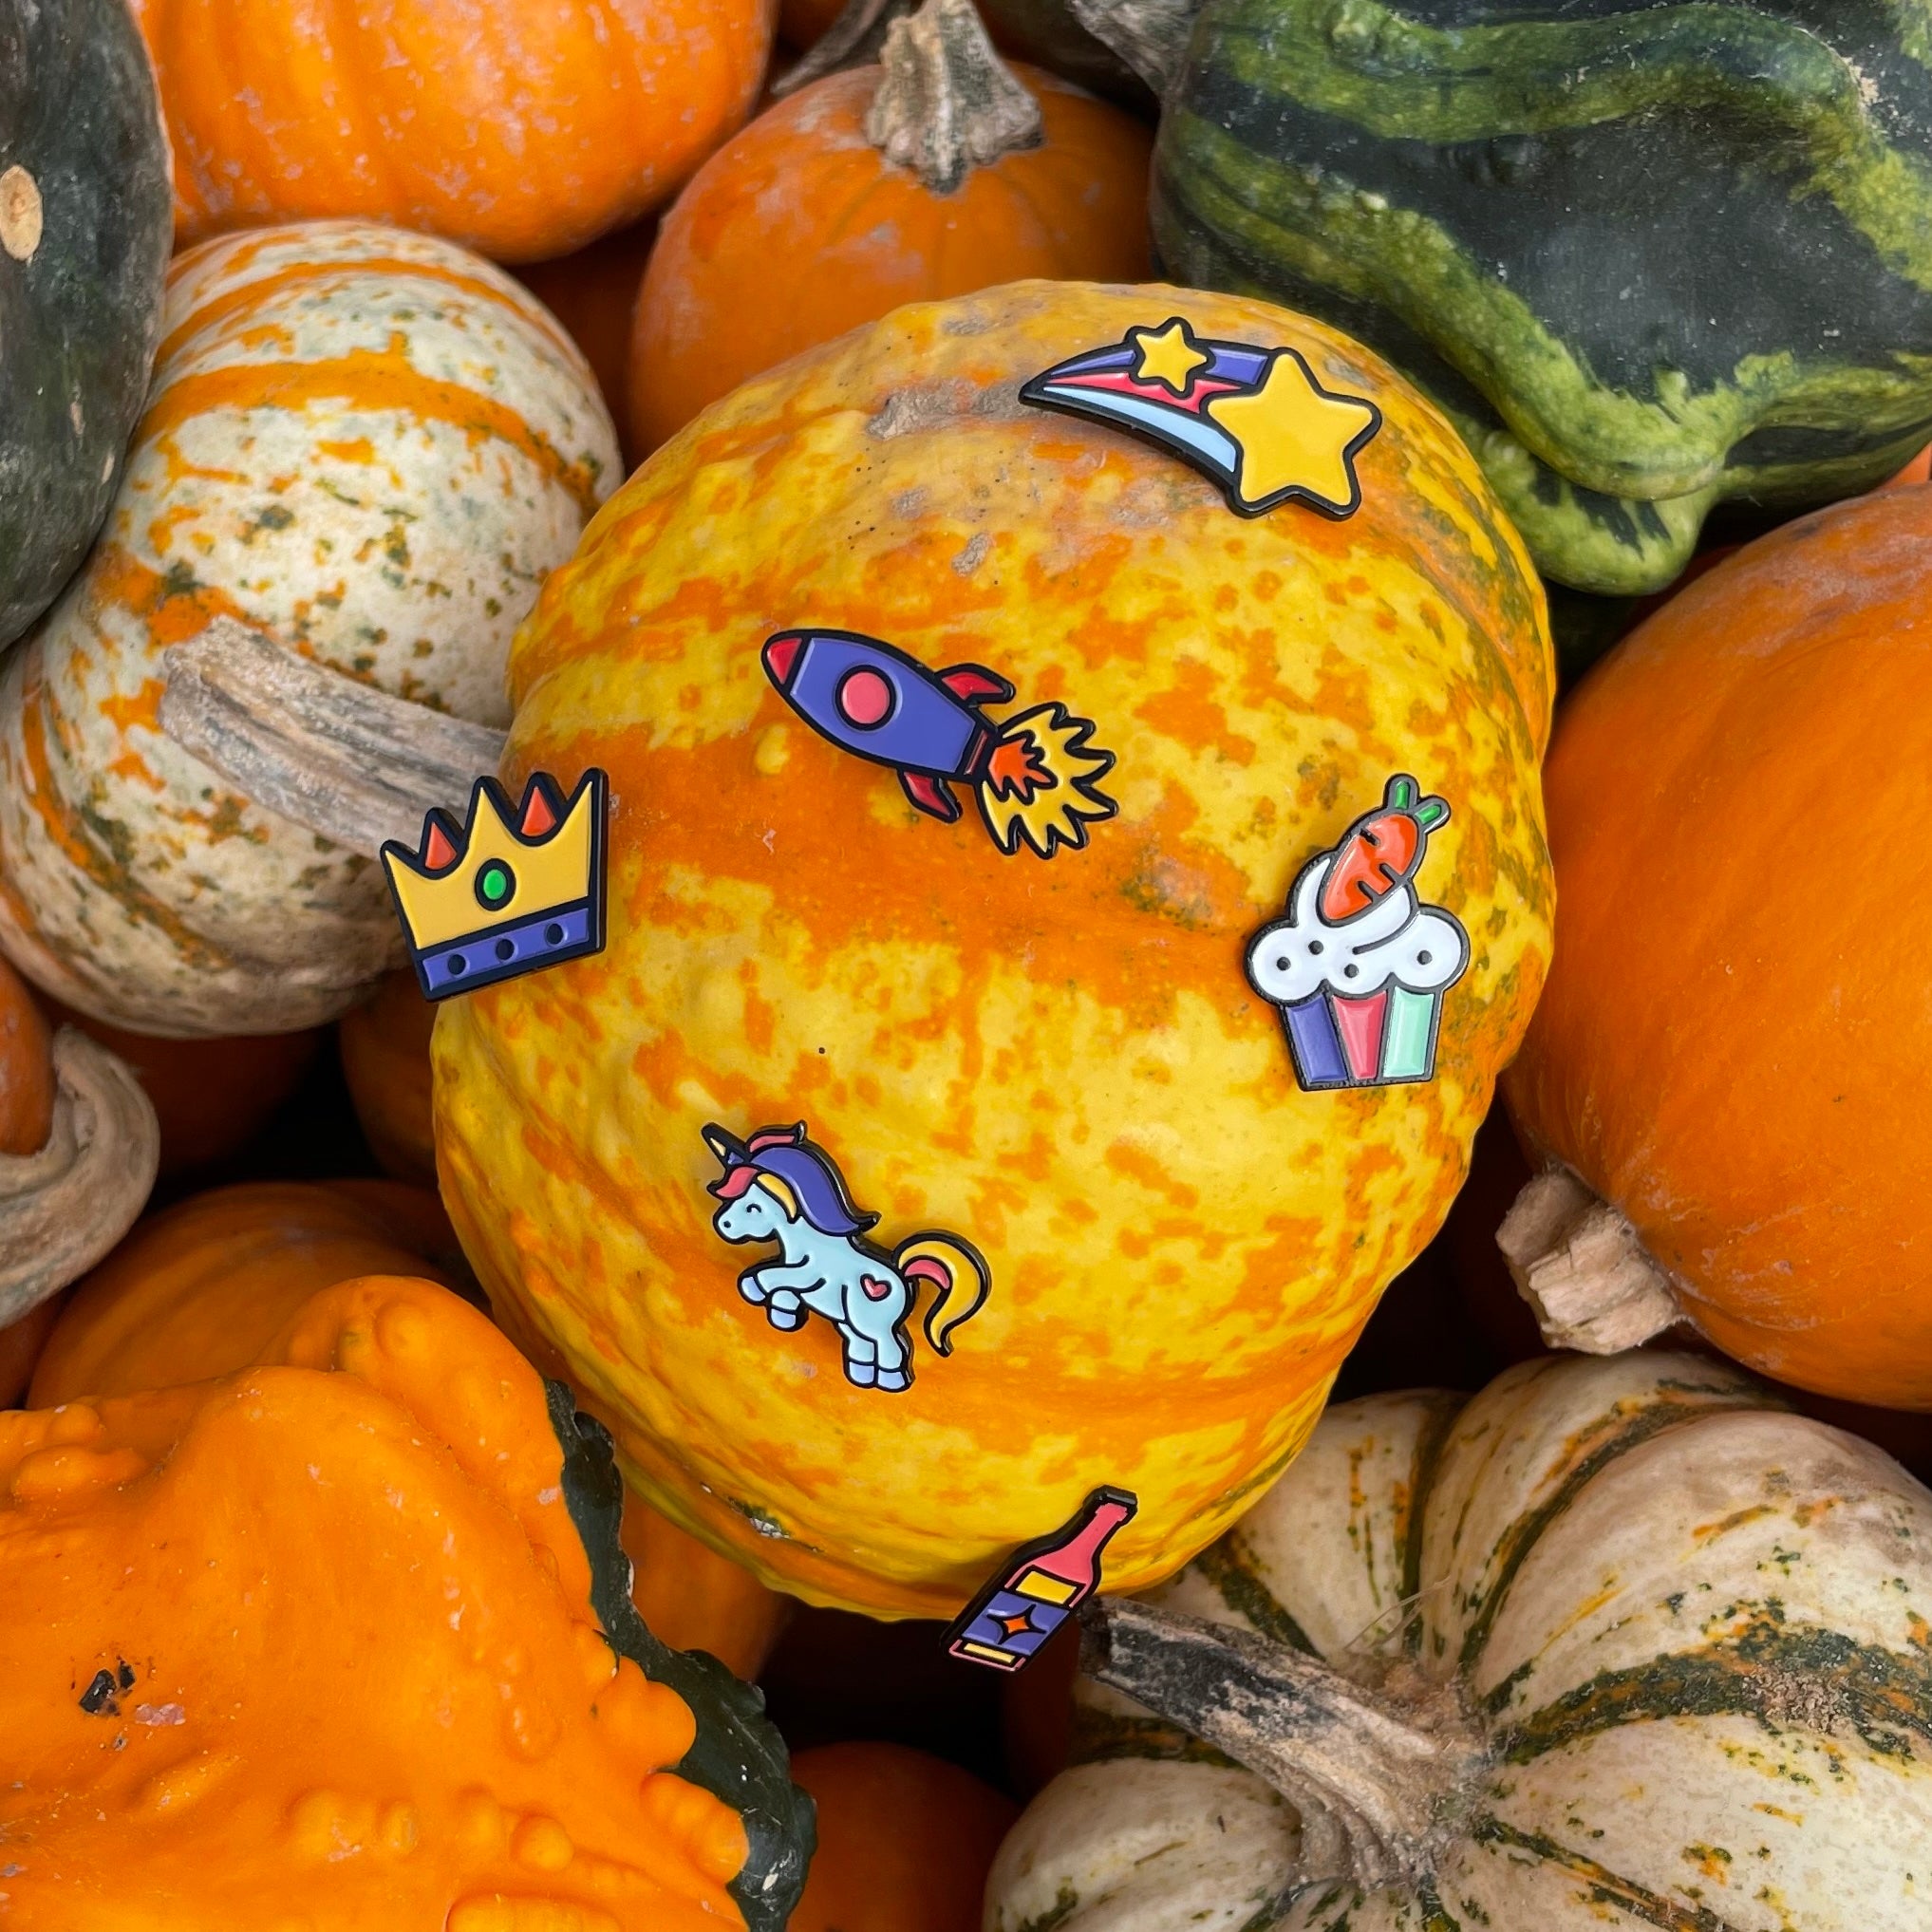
[896,1234,992,1357]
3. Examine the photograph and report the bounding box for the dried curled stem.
[159,618,508,855]
[865,0,1041,194]
[0,1029,159,1321]
[1079,1596,1481,1892]
[1496,1166,1682,1354]
[1066,0,1200,93]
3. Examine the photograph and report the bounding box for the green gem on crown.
[475,858,516,910]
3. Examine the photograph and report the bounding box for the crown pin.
[381,768,610,1001]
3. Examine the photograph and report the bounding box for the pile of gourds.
[3,0,1931,1926]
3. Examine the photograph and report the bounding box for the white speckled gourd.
[988,1352,1932,1932]
[0,220,619,1036]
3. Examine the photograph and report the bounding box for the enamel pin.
[947,1488,1138,1673]
[1021,316,1381,519]
[1245,776,1469,1089]
[381,769,608,1001]
[761,628,1116,858]
[703,1122,991,1392]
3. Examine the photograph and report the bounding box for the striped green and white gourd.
[1151,0,1932,595]
[987,1351,1932,1930]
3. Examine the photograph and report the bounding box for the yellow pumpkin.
[0,220,618,1038]
[434,281,1554,1617]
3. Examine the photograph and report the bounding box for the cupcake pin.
[1246,776,1469,1090]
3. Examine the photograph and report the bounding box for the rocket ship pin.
[761,628,1116,859]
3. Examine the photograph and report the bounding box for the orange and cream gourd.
[0,221,619,1038]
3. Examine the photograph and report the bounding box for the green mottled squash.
[0,0,172,647]
[1154,0,1932,593]
[988,1352,1932,1931]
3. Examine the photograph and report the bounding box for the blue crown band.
[415,899,595,1000]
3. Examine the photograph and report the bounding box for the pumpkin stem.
[865,0,1042,196]
[1496,1165,1682,1354]
[0,1029,159,1323]
[1079,1596,1483,1892]
[1063,0,1202,95]
[159,617,509,856]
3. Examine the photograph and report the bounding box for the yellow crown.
[381,769,607,1001]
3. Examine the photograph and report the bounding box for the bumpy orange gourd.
[28,1179,457,1406]
[130,0,775,264]
[628,22,1153,453]
[339,972,440,1187]
[789,1743,1017,1932]
[435,280,1555,1616]
[0,1273,808,1924]
[1505,485,1932,1407]
[29,1176,791,1679]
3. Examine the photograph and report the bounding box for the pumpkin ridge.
[1065,1707,1243,1771]
[1185,1534,1322,1654]
[9,646,234,973]
[1399,1390,1466,1643]
[1468,1814,1753,1932]
[1453,1397,1773,1675]
[137,352,606,518]
[156,252,586,377]
[544,1379,816,1931]
[1487,1616,1932,1767]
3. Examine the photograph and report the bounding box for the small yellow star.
[1204,348,1381,516]
[1128,318,1210,395]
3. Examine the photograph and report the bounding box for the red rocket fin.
[901,770,962,822]
[937,665,1014,705]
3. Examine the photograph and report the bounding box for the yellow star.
[1128,318,1210,395]
[1203,348,1381,516]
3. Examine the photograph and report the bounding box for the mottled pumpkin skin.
[436,282,1554,1617]
[131,0,776,264]
[0,222,618,1038]
[0,1275,758,1926]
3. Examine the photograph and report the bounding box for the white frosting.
[1247,851,1468,1004]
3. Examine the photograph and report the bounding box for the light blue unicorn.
[703,1122,990,1393]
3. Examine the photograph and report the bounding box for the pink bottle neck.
[1032,1499,1134,1583]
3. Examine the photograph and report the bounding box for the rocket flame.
[977,704,1117,858]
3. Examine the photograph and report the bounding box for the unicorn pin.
[702,1122,991,1393]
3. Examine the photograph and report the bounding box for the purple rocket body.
[762,628,1015,822]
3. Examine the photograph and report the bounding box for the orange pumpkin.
[0,1272,812,1924]
[0,953,53,1157]
[47,999,319,1177]
[0,1295,62,1409]
[30,1175,792,1679]
[0,221,618,1037]
[28,1179,459,1407]
[131,0,777,264]
[628,0,1153,454]
[435,280,1554,1616]
[1504,484,1932,1407]
[516,220,660,471]
[339,971,439,1188]
[620,1500,796,1683]
[788,1743,1016,1932]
